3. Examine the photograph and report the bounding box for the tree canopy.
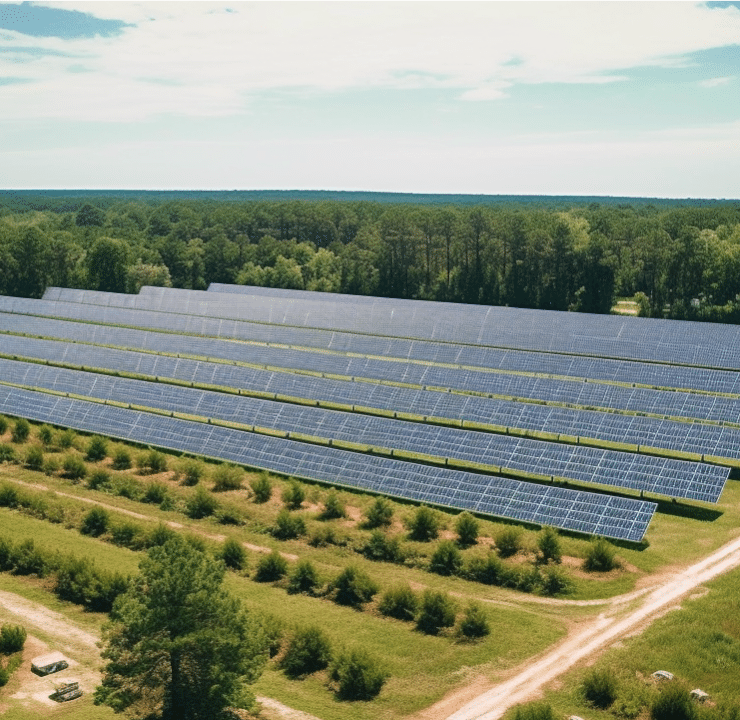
[94,535,268,720]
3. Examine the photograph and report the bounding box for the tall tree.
[95,535,268,720]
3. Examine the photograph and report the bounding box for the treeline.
[2,194,740,320]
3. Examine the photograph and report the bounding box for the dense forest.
[2,191,740,322]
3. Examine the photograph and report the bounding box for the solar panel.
[0,384,656,541]
[1,358,729,503]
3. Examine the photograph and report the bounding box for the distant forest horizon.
[2,189,740,324]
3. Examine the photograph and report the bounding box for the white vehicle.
[31,652,69,676]
[690,689,709,703]
[651,670,674,681]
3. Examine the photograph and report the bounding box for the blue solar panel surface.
[0,383,656,541]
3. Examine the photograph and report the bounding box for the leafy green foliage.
[142,481,169,505]
[254,550,288,582]
[465,552,506,585]
[211,463,243,492]
[250,472,272,502]
[407,505,441,541]
[185,485,219,519]
[378,584,418,622]
[287,559,321,595]
[455,511,479,547]
[281,626,332,677]
[24,444,44,471]
[459,603,490,639]
[62,454,87,481]
[85,435,109,462]
[11,418,30,443]
[37,424,54,446]
[363,496,394,528]
[537,526,562,564]
[0,624,27,654]
[281,479,305,509]
[87,468,112,490]
[0,444,16,463]
[111,448,132,470]
[429,540,464,576]
[361,529,406,563]
[137,448,168,474]
[0,416,7,436]
[416,590,456,635]
[80,507,110,537]
[330,648,389,700]
[583,537,619,572]
[54,555,129,612]
[319,489,346,519]
[220,537,247,571]
[272,509,306,540]
[95,535,268,719]
[582,667,619,708]
[651,682,697,720]
[495,526,522,558]
[512,702,556,720]
[179,458,205,486]
[57,428,76,449]
[331,566,378,608]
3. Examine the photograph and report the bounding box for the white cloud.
[1,1,740,121]
[700,76,733,88]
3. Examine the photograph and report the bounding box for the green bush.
[281,626,332,677]
[185,485,219,519]
[330,648,388,700]
[142,481,169,505]
[651,682,697,720]
[146,523,177,548]
[465,552,506,586]
[86,469,111,490]
[378,584,418,622]
[537,526,562,564]
[0,416,7,436]
[512,702,556,720]
[137,449,167,475]
[62,454,87,481]
[363,496,394,528]
[407,505,440,541]
[54,555,129,612]
[43,457,60,476]
[581,668,619,708]
[583,537,619,572]
[287,559,321,595]
[260,613,286,658]
[111,475,142,500]
[0,624,27,654]
[416,590,456,635]
[0,484,19,508]
[211,463,243,492]
[85,435,108,462]
[539,566,571,596]
[272,509,306,540]
[220,538,247,571]
[24,445,44,471]
[80,507,110,537]
[254,550,288,582]
[0,443,16,463]
[281,479,305,509]
[110,522,144,549]
[319,490,346,520]
[455,511,479,547]
[429,540,463,576]
[331,566,378,608]
[458,603,490,639]
[37,424,54,446]
[250,472,272,502]
[10,538,49,576]
[495,526,522,557]
[58,428,76,449]
[112,448,132,470]
[11,418,30,443]
[361,529,406,563]
[309,525,349,548]
[179,459,205,486]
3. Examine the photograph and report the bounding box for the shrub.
[363,496,393,528]
[254,550,288,582]
[142,481,169,505]
[651,682,696,720]
[10,539,48,576]
[54,555,129,612]
[62,454,87,481]
[180,459,205,486]
[24,445,44,471]
[112,475,142,500]
[112,448,132,470]
[537,526,562,564]
[416,590,456,635]
[250,472,272,502]
[429,540,463,576]
[281,626,332,677]
[320,490,346,520]
[272,509,306,540]
[582,667,619,709]
[215,504,243,525]
[110,522,144,549]
[260,613,285,658]
[137,449,167,474]
[361,529,405,563]
[185,485,219,519]
[85,435,108,462]
[220,538,247,571]
[58,428,76,449]
[330,648,388,700]
[146,523,177,548]
[37,424,54,446]
[378,584,418,622]
[287,559,320,595]
[0,624,27,653]
[0,444,16,463]
[212,463,243,492]
[539,566,571,596]
[0,484,19,508]
[465,552,506,586]
[281,479,305,509]
[11,418,30,443]
[455,511,479,547]
[583,537,619,572]
[513,565,541,594]
[309,525,349,548]
[512,703,556,720]
[0,416,6,436]
[43,457,60,475]
[495,526,522,558]
[81,507,110,537]
[459,603,490,639]
[407,505,440,541]
[331,566,378,607]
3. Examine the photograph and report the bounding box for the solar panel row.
[1,358,729,503]
[0,383,656,542]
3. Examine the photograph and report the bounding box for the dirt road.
[444,533,740,720]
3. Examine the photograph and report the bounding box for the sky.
[1,1,739,198]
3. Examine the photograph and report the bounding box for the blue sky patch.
[0,2,132,39]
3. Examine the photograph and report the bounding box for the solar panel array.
[0,384,656,541]
[43,285,740,369]
[4,333,740,464]
[0,358,728,503]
